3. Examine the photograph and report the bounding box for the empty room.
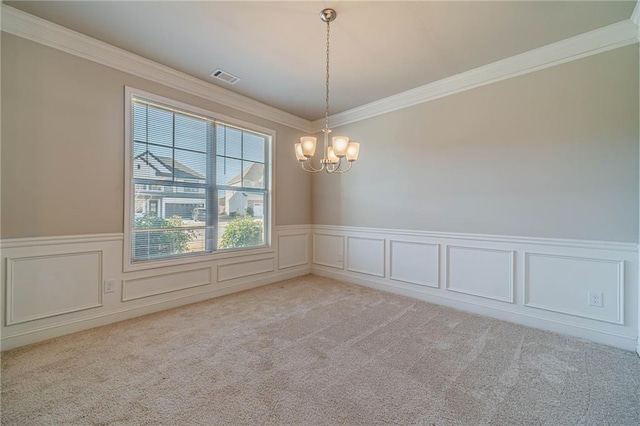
[1,1,640,424]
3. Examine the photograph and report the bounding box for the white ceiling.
[4,1,637,121]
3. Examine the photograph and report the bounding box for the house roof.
[229,162,264,187]
[135,150,204,181]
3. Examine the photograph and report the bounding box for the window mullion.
[206,121,217,252]
[241,130,244,187]
[172,113,176,183]
[133,178,207,189]
[215,185,266,194]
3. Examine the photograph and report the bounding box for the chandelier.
[295,8,360,174]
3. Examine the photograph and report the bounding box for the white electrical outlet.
[337,254,343,262]
[588,291,603,307]
[104,279,116,294]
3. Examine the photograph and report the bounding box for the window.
[126,88,271,266]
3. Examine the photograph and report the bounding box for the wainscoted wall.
[311,225,639,351]
[2,224,638,352]
[0,225,311,350]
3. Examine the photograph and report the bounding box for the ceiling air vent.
[211,69,240,85]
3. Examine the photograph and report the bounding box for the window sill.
[123,245,275,273]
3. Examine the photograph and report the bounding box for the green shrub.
[220,215,263,249]
[134,214,195,259]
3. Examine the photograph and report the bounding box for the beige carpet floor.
[2,275,639,425]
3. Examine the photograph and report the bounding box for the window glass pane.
[217,190,266,249]
[133,183,206,224]
[133,227,207,260]
[216,126,242,159]
[175,114,208,152]
[130,95,270,263]
[133,102,147,142]
[216,126,225,156]
[216,156,242,187]
[242,161,265,189]
[147,105,174,147]
[243,132,265,163]
[132,185,209,260]
[174,149,206,184]
[133,141,146,157]
[133,143,173,181]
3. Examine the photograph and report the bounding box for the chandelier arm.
[325,160,342,173]
[330,161,353,174]
[301,161,324,173]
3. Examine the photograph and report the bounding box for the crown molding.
[1,5,637,134]
[631,1,640,27]
[0,4,312,132]
[312,19,640,132]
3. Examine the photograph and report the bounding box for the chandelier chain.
[325,18,330,131]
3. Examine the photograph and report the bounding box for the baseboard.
[312,267,636,351]
[1,267,309,351]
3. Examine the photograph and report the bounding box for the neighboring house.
[133,150,205,219]
[134,151,264,220]
[223,162,265,218]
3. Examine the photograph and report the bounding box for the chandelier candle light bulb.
[294,8,361,174]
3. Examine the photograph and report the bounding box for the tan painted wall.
[1,33,311,238]
[312,45,639,243]
[3,34,638,243]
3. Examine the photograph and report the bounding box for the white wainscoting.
[311,225,639,351]
[389,240,439,288]
[0,225,311,350]
[347,237,385,277]
[122,267,212,302]
[446,246,514,303]
[524,253,624,324]
[6,251,103,325]
[2,225,637,352]
[313,233,344,269]
[278,233,309,270]
[217,256,275,283]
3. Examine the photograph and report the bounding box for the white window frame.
[124,86,275,272]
